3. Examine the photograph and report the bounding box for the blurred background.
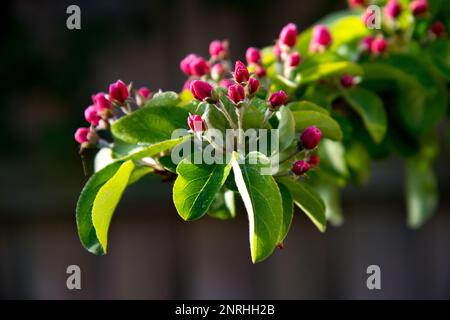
[0,0,449,299]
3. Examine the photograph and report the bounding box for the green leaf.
[288,101,330,115]
[292,110,343,141]
[345,141,371,185]
[94,147,115,172]
[276,106,296,152]
[173,156,233,221]
[144,91,180,108]
[278,183,294,243]
[92,160,135,253]
[208,190,236,220]
[300,61,363,85]
[314,183,344,227]
[111,106,189,144]
[327,15,370,51]
[342,87,387,144]
[232,152,283,263]
[277,176,326,232]
[115,136,187,161]
[318,139,349,178]
[405,157,438,228]
[76,162,123,255]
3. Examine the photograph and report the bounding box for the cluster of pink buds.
[360,35,388,55]
[384,0,402,20]
[291,126,322,176]
[74,80,152,147]
[274,23,302,76]
[245,47,267,78]
[180,40,231,89]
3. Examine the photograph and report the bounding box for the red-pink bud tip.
[361,36,375,51]
[301,126,322,149]
[292,160,310,176]
[255,65,267,78]
[74,127,91,144]
[411,0,428,16]
[341,74,355,88]
[348,0,366,8]
[84,105,101,126]
[211,63,225,81]
[234,60,250,84]
[228,84,246,105]
[188,114,205,132]
[309,25,332,52]
[209,40,226,58]
[180,54,198,76]
[247,78,259,97]
[138,87,151,99]
[246,47,261,65]
[431,21,445,37]
[288,52,301,68]
[190,56,210,77]
[371,37,388,55]
[279,23,298,48]
[109,80,129,104]
[190,80,213,101]
[384,0,402,19]
[269,90,287,109]
[92,92,111,112]
[308,155,320,167]
[220,79,235,90]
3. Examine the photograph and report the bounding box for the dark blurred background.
[0,0,449,299]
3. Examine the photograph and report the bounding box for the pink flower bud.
[371,37,388,55]
[209,40,226,58]
[190,57,210,77]
[180,54,198,76]
[228,84,246,105]
[269,90,287,109]
[74,127,91,144]
[301,126,322,149]
[384,0,402,19]
[341,74,355,88]
[92,92,111,112]
[312,25,332,47]
[247,78,259,97]
[308,155,320,167]
[411,0,428,16]
[138,87,151,99]
[288,52,301,67]
[255,65,267,78]
[361,36,375,51]
[279,23,298,48]
[348,0,366,8]
[109,80,129,104]
[211,63,225,81]
[84,105,101,126]
[431,21,445,37]
[183,79,193,91]
[188,114,205,132]
[291,160,310,176]
[220,79,234,90]
[234,60,250,83]
[246,47,261,65]
[190,80,213,101]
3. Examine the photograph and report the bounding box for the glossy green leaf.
[232,152,283,263]
[144,91,180,108]
[300,61,363,85]
[277,176,326,232]
[208,190,236,220]
[342,87,387,143]
[92,160,135,253]
[76,162,123,255]
[278,183,294,243]
[405,157,438,228]
[173,156,233,221]
[288,101,329,115]
[318,139,349,178]
[314,183,344,227]
[111,106,189,144]
[292,110,343,141]
[276,106,296,152]
[115,136,187,161]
